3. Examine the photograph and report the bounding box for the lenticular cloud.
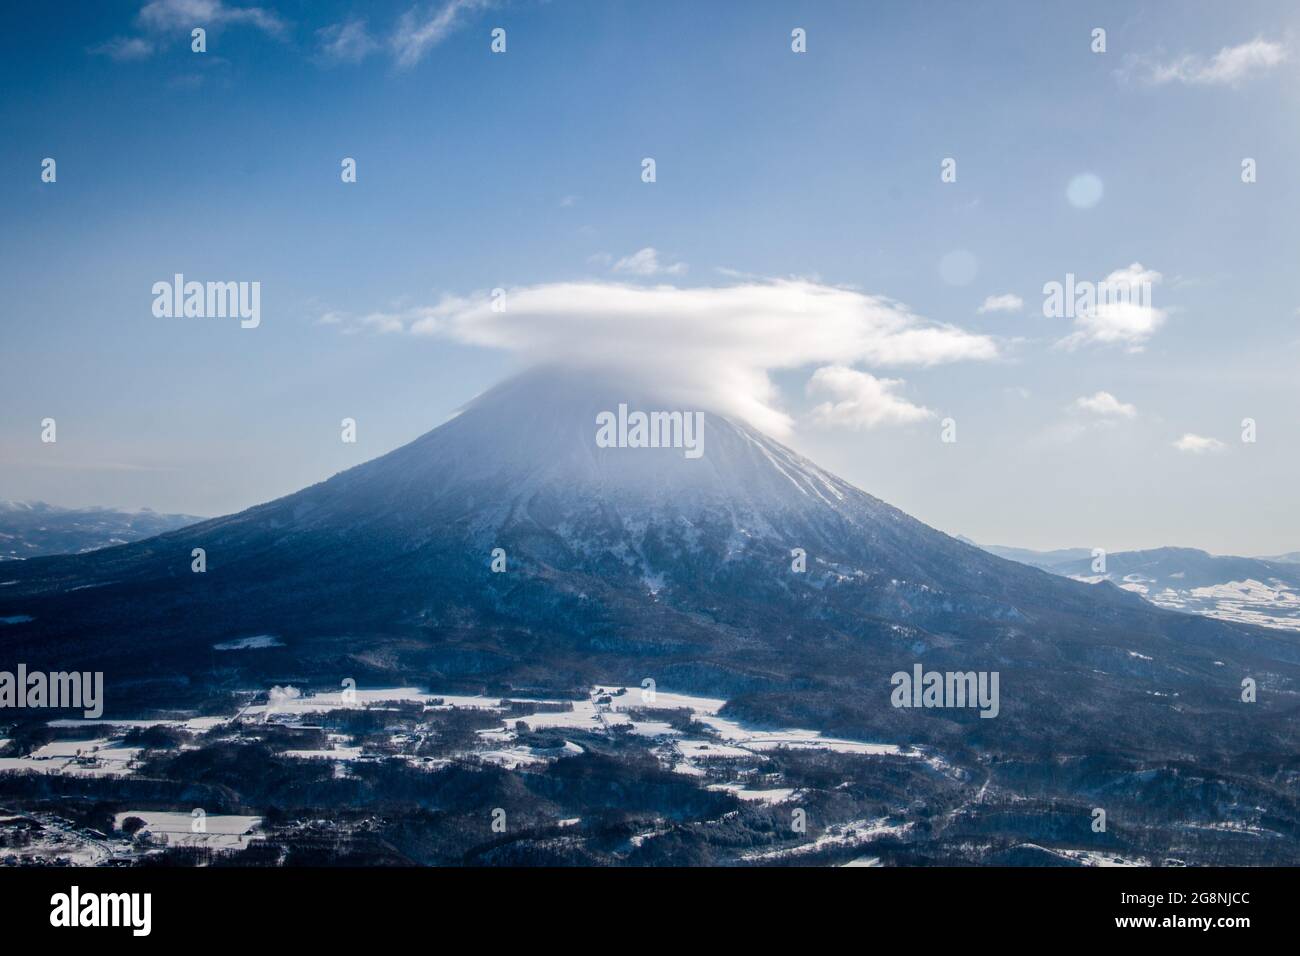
[387,278,996,436]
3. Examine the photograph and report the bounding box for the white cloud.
[90,36,156,61]
[359,312,406,335]
[391,0,491,69]
[805,366,933,429]
[610,247,687,277]
[1072,391,1137,418]
[1056,263,1167,352]
[1173,433,1226,454]
[978,293,1023,314]
[328,278,998,436]
[137,0,287,35]
[1134,38,1288,87]
[316,19,379,64]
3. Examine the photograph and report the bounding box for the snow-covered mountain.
[2,368,1298,761]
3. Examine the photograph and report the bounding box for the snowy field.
[2,681,924,799]
[113,811,263,851]
[0,680,945,864]
[0,739,142,777]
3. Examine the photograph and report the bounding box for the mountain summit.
[2,368,1297,757]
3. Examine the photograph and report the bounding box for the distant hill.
[0,500,203,560]
[1047,546,1300,591]
[958,538,1092,570]
[1260,551,1300,564]
[965,540,1300,632]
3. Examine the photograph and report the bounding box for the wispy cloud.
[610,247,688,277]
[315,19,379,65]
[977,293,1022,315]
[1072,391,1137,419]
[391,0,492,69]
[1125,38,1288,87]
[92,0,287,61]
[321,278,997,436]
[359,312,406,335]
[21,458,181,474]
[138,0,287,36]
[806,365,933,429]
[1173,433,1226,454]
[90,36,156,61]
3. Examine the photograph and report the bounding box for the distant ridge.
[0,500,203,561]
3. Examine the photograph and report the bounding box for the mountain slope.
[1,368,1297,760]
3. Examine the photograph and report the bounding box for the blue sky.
[1,0,1297,555]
